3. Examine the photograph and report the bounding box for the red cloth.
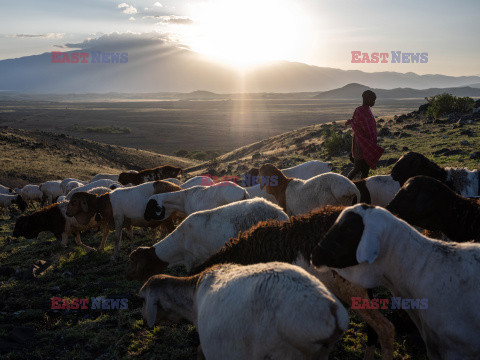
[346,106,384,169]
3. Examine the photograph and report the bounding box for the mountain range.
[1,41,479,93]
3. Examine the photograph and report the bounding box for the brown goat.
[193,206,394,360]
[118,165,182,186]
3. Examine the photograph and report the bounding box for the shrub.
[324,130,352,156]
[425,93,474,119]
[174,149,189,157]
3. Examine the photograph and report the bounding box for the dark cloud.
[63,32,173,50]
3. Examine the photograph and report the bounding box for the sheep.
[13,186,113,250]
[242,160,332,186]
[391,151,479,197]
[15,184,43,207]
[0,184,14,195]
[140,262,349,360]
[180,176,214,189]
[353,175,400,207]
[64,180,85,195]
[386,175,480,242]
[65,179,121,200]
[118,165,182,186]
[244,184,277,203]
[144,182,249,222]
[257,164,359,216]
[126,198,289,280]
[193,205,394,360]
[0,194,27,215]
[60,178,85,194]
[311,204,480,360]
[66,180,183,258]
[39,180,63,204]
[89,173,120,183]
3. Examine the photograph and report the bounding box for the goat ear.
[80,199,89,213]
[142,289,159,328]
[356,214,383,264]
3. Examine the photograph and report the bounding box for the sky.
[0,0,478,76]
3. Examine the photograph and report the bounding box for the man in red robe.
[346,90,384,179]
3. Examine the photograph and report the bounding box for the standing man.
[346,90,384,179]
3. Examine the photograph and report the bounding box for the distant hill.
[0,127,197,187]
[1,40,479,93]
[314,83,480,99]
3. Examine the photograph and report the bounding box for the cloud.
[156,15,194,25]
[62,32,177,50]
[118,3,138,14]
[154,2,163,7]
[12,33,64,39]
[129,16,136,21]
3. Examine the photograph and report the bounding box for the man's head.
[362,90,376,107]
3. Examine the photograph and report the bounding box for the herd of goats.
[1,151,480,360]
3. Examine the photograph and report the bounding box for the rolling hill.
[0,127,197,188]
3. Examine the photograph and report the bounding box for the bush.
[324,130,352,156]
[425,93,474,119]
[174,149,189,157]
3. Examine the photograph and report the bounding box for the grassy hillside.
[1,102,480,359]
[0,127,197,188]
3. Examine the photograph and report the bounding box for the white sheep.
[65,179,121,200]
[15,185,44,207]
[140,262,349,360]
[0,194,27,215]
[0,184,14,195]
[89,173,120,183]
[144,182,249,221]
[64,180,85,195]
[244,184,277,203]
[312,204,480,359]
[60,178,85,194]
[258,164,359,216]
[181,176,214,189]
[354,175,401,207]
[243,160,332,187]
[39,180,63,204]
[127,198,289,279]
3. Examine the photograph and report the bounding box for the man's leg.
[360,160,370,178]
[347,159,362,180]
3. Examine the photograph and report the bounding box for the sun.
[184,0,309,68]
